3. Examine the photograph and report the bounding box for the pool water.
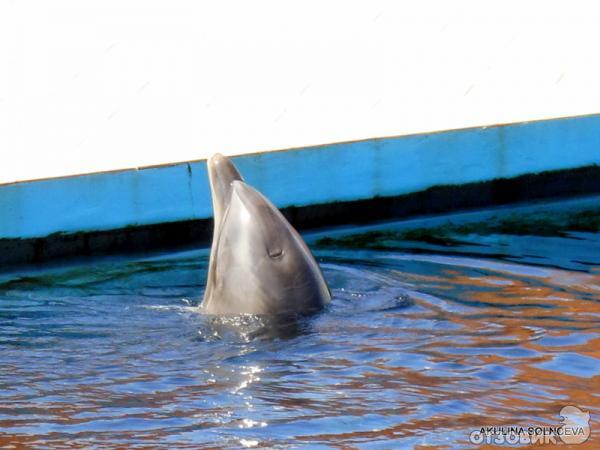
[1,218,599,448]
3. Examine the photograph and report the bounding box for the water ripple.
[1,233,599,448]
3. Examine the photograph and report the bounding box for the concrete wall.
[1,114,599,240]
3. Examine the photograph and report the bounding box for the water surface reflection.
[0,231,599,448]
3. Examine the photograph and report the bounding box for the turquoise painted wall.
[1,114,599,240]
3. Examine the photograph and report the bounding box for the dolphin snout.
[208,154,242,187]
[207,154,243,224]
[208,153,228,171]
[208,154,242,180]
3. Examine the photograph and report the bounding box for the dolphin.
[200,154,331,315]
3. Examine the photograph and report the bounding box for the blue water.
[1,226,599,448]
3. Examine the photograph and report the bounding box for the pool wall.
[1,114,599,266]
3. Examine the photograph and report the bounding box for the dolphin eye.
[268,248,284,259]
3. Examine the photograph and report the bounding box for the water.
[1,217,599,448]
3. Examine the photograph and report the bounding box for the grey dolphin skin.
[200,154,331,315]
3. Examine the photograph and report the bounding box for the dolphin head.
[202,154,330,316]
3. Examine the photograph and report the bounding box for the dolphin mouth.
[207,153,243,226]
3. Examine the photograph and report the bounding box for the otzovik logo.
[468,405,591,445]
[558,405,590,445]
